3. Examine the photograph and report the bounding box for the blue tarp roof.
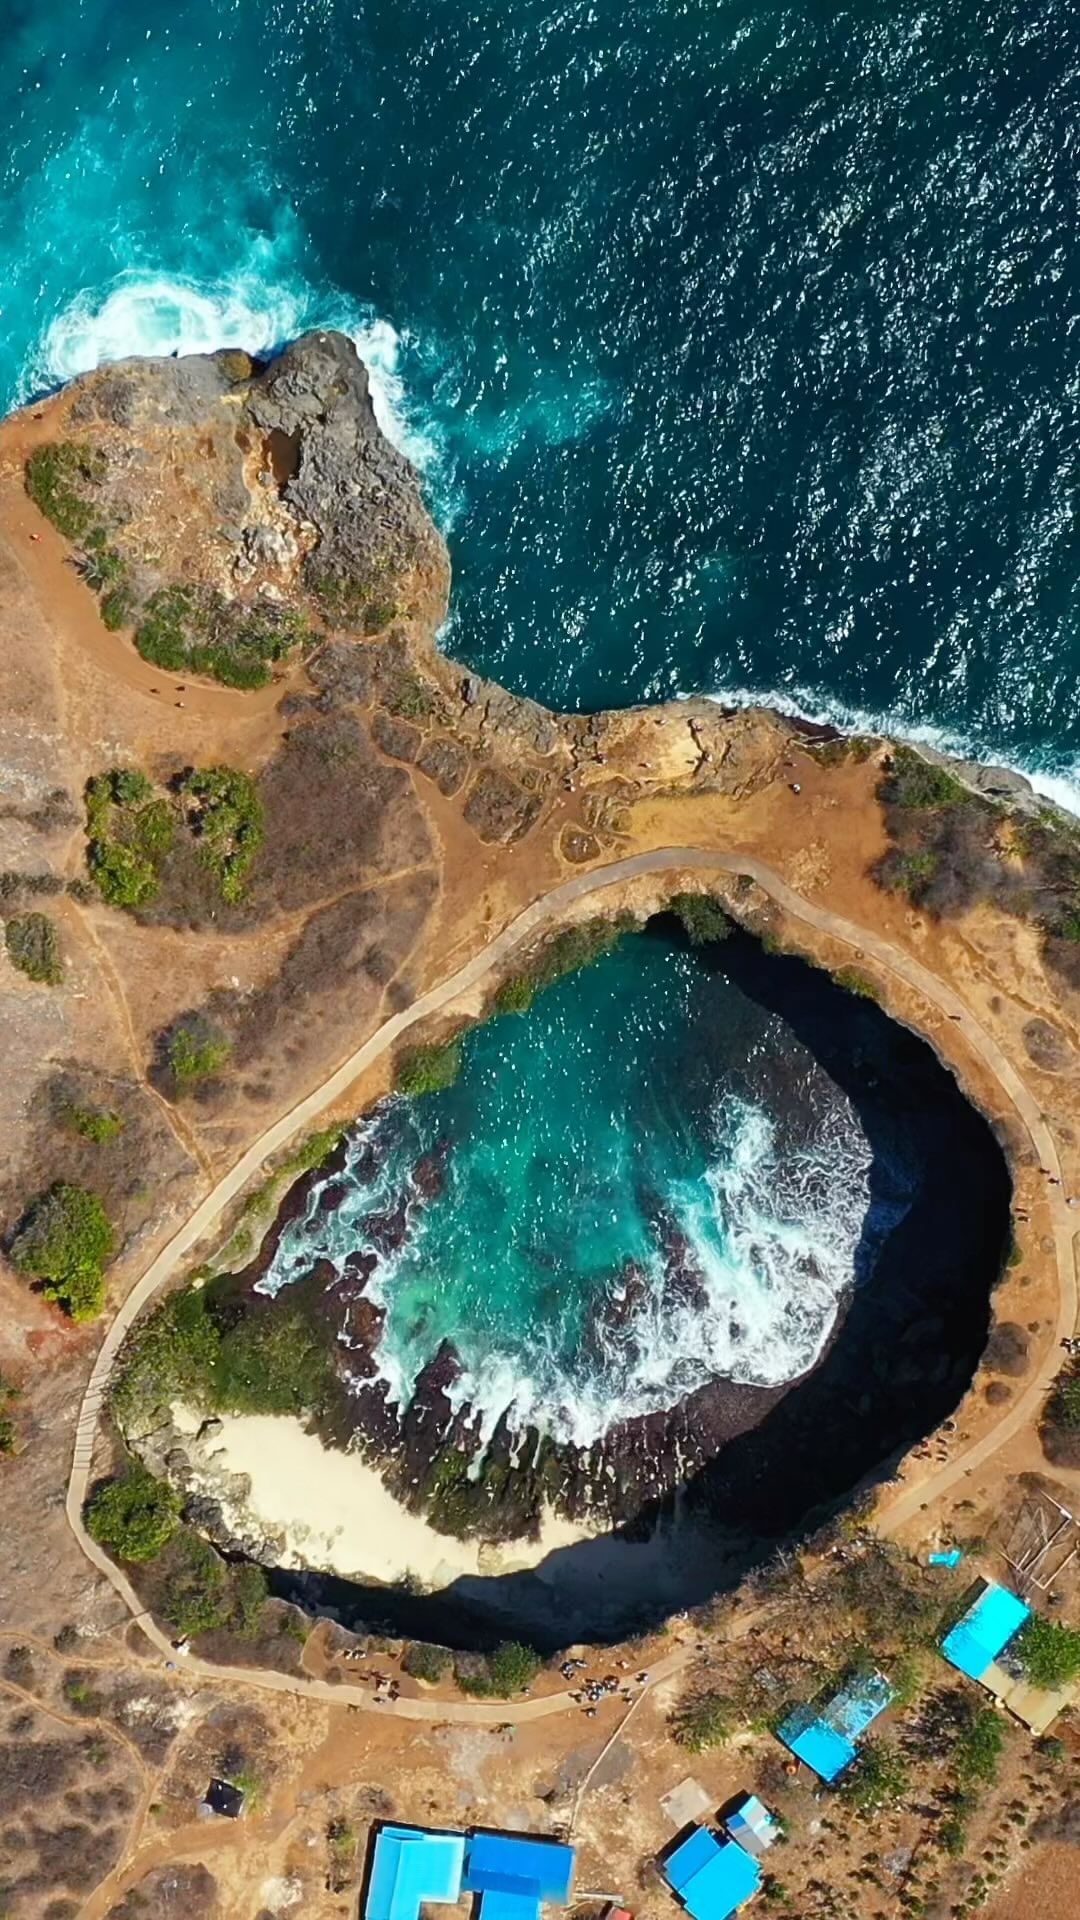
[464,1834,575,1904]
[662,1830,760,1920]
[477,1893,547,1920]
[941,1582,1031,1681]
[779,1716,857,1782]
[365,1826,465,1920]
[776,1669,894,1781]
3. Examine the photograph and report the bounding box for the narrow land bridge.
[66,848,1079,1722]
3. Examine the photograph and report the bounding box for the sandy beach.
[195,1411,593,1589]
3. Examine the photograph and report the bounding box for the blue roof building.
[365,1825,466,1920]
[941,1581,1031,1682]
[776,1669,895,1782]
[463,1831,575,1920]
[662,1826,761,1920]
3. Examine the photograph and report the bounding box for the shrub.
[398,1038,462,1097]
[100,585,135,631]
[1015,1616,1080,1690]
[954,1707,1006,1785]
[495,914,635,1018]
[832,966,879,1000]
[179,766,264,903]
[161,1530,231,1637]
[85,768,174,909]
[5,911,62,984]
[281,1125,346,1176]
[670,1689,734,1752]
[231,1563,269,1635]
[213,1307,333,1417]
[1048,1367,1080,1430]
[0,1377,20,1456]
[25,441,106,544]
[64,1102,124,1144]
[668,892,733,946]
[9,1182,113,1320]
[494,973,537,1016]
[111,1288,221,1426]
[878,747,964,811]
[841,1739,910,1814]
[135,586,308,688]
[166,1020,232,1088]
[402,1642,451,1683]
[85,1463,180,1563]
[455,1641,541,1696]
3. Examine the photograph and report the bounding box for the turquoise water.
[4,3,1080,789]
[261,933,906,1444]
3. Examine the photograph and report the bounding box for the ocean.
[3,0,1079,792]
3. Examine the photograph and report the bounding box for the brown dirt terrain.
[0,338,1078,1917]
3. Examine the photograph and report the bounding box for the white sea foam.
[29,263,435,474]
[705,679,1080,819]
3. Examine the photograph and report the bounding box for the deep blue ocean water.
[2,4,1064,1433]
[3,0,1079,789]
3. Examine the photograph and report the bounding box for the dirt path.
[65,847,1079,1718]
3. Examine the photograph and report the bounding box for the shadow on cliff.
[270,923,1012,1651]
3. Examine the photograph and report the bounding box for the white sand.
[199,1411,592,1590]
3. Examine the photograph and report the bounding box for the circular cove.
[172,915,1014,1647]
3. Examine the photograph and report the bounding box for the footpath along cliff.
[0,333,1077,1637]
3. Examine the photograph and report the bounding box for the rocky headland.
[0,331,1077,1651]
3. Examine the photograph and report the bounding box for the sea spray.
[256,934,913,1451]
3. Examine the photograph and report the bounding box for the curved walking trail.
[66,848,1078,1718]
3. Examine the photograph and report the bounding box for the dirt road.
[66,846,1079,1716]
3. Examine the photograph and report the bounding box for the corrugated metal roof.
[667,1837,761,1920]
[464,1833,575,1903]
[365,1826,465,1920]
[941,1582,1031,1681]
[665,1828,720,1893]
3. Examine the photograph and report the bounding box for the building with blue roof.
[941,1580,1031,1682]
[365,1825,466,1920]
[723,1795,778,1859]
[776,1668,895,1782]
[463,1830,575,1920]
[662,1825,761,1920]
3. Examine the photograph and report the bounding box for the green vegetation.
[0,1377,20,1456]
[398,1037,462,1096]
[165,1019,232,1088]
[953,1706,1006,1785]
[9,1182,113,1320]
[25,441,106,545]
[878,746,965,812]
[160,1528,231,1636]
[670,1689,734,1752]
[112,1281,335,1431]
[840,1738,910,1814]
[63,1102,124,1144]
[179,765,264,903]
[135,584,309,688]
[832,965,879,1001]
[230,1562,270,1635]
[494,914,635,1016]
[1015,1615,1080,1690]
[402,1641,452,1683]
[1049,1366,1080,1429]
[4,911,62,984]
[280,1125,346,1177]
[85,767,175,909]
[668,892,733,946]
[454,1641,541,1696]
[85,1462,180,1562]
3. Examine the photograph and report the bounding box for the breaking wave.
[259,936,913,1451]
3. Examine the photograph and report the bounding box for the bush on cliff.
[213,1306,333,1418]
[454,1641,541,1696]
[494,913,637,1016]
[135,585,309,689]
[25,441,106,545]
[668,892,733,946]
[5,910,62,984]
[10,1182,113,1320]
[402,1642,451,1684]
[398,1038,462,1096]
[85,1462,180,1563]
